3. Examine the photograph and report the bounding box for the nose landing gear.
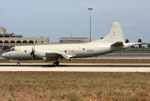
[10,60,21,66]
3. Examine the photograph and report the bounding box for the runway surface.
[0,63,150,72]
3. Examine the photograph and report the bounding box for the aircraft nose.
[2,53,8,58]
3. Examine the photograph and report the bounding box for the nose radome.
[2,53,6,58]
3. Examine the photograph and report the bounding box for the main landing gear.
[53,60,59,66]
[17,61,21,66]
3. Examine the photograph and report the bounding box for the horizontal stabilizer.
[111,42,123,47]
[135,42,148,45]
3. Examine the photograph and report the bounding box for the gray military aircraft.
[1,21,144,66]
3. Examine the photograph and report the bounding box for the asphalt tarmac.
[0,63,150,72]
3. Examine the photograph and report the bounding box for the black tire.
[56,61,59,66]
[53,61,59,66]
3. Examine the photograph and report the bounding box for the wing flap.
[44,52,72,61]
[46,52,60,57]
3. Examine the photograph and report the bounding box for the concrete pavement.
[0,63,150,72]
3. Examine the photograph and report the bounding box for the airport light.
[88,8,93,41]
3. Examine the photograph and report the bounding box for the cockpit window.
[9,47,17,51]
[3,47,16,52]
[10,47,15,51]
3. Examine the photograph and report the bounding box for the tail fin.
[92,21,125,44]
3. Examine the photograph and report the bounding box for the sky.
[0,0,150,42]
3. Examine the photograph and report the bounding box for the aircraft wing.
[43,51,72,61]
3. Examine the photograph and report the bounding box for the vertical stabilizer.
[92,21,125,44]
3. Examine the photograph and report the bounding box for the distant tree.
[138,39,142,48]
[125,39,129,43]
[148,43,150,48]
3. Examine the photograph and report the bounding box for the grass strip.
[0,72,149,100]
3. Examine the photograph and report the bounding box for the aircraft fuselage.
[2,42,124,61]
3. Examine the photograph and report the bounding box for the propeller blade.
[30,46,35,59]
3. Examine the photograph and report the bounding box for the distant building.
[0,27,6,34]
[59,37,90,43]
[0,27,49,47]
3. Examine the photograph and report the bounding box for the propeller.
[30,46,35,59]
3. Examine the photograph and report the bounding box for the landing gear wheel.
[17,61,21,66]
[53,61,59,66]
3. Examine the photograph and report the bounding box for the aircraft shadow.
[56,64,150,68]
[0,64,150,68]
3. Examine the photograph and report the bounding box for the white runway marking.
[0,63,150,72]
